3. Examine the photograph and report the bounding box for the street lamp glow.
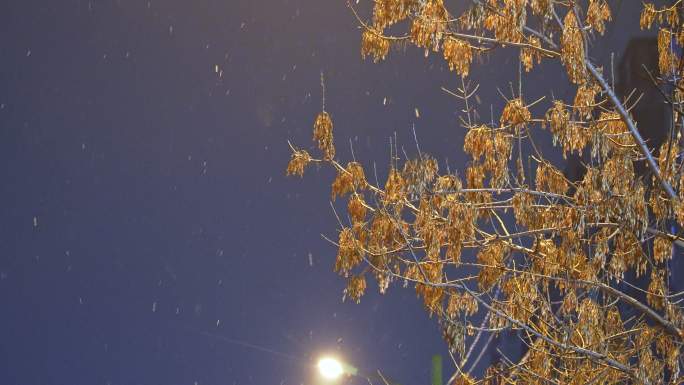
[317,357,344,380]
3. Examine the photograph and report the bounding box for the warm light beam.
[317,357,344,380]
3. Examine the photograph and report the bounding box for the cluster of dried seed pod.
[287,1,684,384]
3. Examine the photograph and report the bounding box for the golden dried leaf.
[561,289,577,315]
[361,29,390,63]
[658,28,675,75]
[335,228,363,276]
[573,82,600,119]
[384,168,406,203]
[594,111,634,157]
[500,98,531,127]
[503,274,538,324]
[443,38,473,76]
[512,192,537,229]
[586,0,611,35]
[546,100,589,155]
[452,373,475,385]
[577,298,604,348]
[535,162,569,195]
[446,203,474,265]
[447,292,478,317]
[410,0,448,52]
[403,156,438,199]
[611,231,641,279]
[658,140,679,183]
[640,3,656,29]
[348,194,367,226]
[533,237,560,276]
[331,169,354,201]
[530,0,551,18]
[520,36,542,72]
[477,241,508,291]
[285,149,311,177]
[483,0,525,43]
[435,175,462,192]
[561,11,586,84]
[347,161,367,190]
[417,272,444,315]
[647,270,666,310]
[372,0,416,29]
[313,111,335,160]
[344,275,367,303]
[463,126,490,160]
[653,237,672,264]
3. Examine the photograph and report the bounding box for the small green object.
[431,354,443,385]
[343,362,359,377]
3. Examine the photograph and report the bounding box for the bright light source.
[318,357,344,380]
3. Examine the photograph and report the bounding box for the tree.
[286,1,684,384]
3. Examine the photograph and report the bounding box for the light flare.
[317,357,344,380]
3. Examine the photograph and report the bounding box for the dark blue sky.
[0,1,653,385]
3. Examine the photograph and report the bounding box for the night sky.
[0,1,655,385]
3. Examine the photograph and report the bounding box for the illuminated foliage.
[287,1,684,384]
[285,149,311,177]
[443,38,473,76]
